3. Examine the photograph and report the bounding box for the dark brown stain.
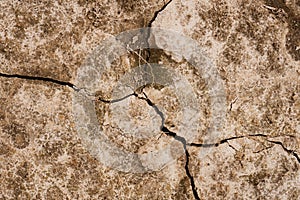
[209,183,229,198]
[46,186,63,200]
[198,0,233,42]
[116,0,144,13]
[5,123,30,149]
[39,140,64,161]
[16,162,30,180]
[265,0,300,60]
[248,170,270,187]
[221,33,244,65]
[174,177,192,199]
[6,176,30,199]
[0,141,11,155]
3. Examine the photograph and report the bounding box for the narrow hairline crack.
[189,133,300,163]
[267,139,300,163]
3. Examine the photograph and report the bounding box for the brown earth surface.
[0,0,299,199]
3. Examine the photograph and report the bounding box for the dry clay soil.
[0,0,299,199]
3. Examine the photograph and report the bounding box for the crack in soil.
[0,72,79,91]
[189,133,300,164]
[98,89,300,199]
[131,90,201,200]
[96,93,135,104]
[144,0,173,61]
[236,135,300,163]
[267,140,300,163]
[147,0,173,28]
[92,87,201,199]
[1,71,299,200]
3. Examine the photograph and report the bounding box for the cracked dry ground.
[0,0,299,199]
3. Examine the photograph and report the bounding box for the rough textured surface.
[0,0,299,199]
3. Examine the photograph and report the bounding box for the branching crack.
[189,133,300,164]
[267,139,300,163]
[188,134,268,148]
[97,88,201,199]
[131,90,201,200]
[98,89,300,197]
[1,71,299,200]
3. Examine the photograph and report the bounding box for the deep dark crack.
[1,71,299,199]
[133,90,201,200]
[133,91,165,129]
[99,88,201,199]
[162,126,200,200]
[147,0,173,28]
[144,0,173,61]
[0,72,79,91]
